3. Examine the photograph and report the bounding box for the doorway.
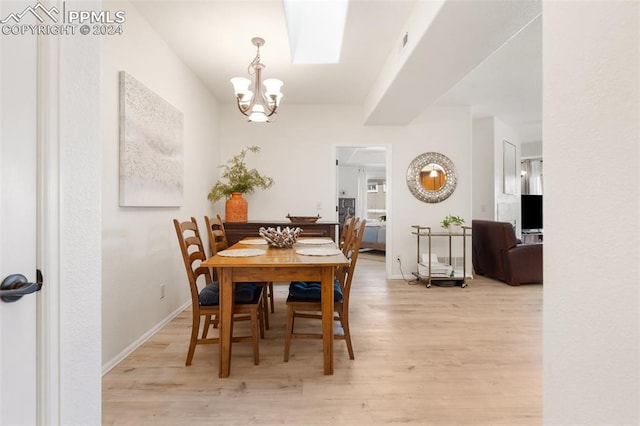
[335,146,389,266]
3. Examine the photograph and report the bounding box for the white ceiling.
[337,146,387,169]
[132,0,416,105]
[437,15,542,133]
[132,0,541,136]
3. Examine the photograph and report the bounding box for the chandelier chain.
[248,46,262,75]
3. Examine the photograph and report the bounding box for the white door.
[0,1,39,422]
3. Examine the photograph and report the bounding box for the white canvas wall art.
[119,71,183,206]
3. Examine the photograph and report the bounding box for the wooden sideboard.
[224,221,338,245]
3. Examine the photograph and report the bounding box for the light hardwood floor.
[103,257,542,425]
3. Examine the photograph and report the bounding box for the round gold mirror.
[420,163,447,191]
[406,152,457,203]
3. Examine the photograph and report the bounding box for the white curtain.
[356,168,368,219]
[521,159,543,195]
[529,160,543,194]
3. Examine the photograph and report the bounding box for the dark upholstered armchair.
[472,220,543,286]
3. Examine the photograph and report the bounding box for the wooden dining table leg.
[218,267,234,378]
[321,266,334,375]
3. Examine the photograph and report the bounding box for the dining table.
[202,238,349,377]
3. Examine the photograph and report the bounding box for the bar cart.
[411,225,472,288]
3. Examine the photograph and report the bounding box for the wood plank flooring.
[102,257,542,425]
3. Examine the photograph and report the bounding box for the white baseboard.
[101,300,190,376]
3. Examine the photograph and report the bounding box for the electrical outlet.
[160,283,166,299]
[396,255,401,263]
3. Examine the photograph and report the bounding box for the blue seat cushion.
[287,279,343,302]
[199,282,260,306]
[235,283,260,303]
[199,282,220,306]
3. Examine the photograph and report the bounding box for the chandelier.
[231,37,283,123]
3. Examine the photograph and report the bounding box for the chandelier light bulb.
[230,77,251,95]
[263,78,283,93]
[249,104,269,122]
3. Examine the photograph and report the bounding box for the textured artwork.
[119,71,183,206]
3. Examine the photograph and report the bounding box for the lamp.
[231,37,283,123]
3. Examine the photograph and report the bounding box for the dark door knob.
[1,270,43,303]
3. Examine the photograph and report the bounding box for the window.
[367,179,386,220]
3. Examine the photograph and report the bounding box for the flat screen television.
[521,194,543,230]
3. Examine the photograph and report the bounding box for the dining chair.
[173,217,264,366]
[204,214,229,258]
[205,214,276,323]
[284,218,366,362]
[338,215,355,253]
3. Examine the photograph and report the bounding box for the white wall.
[494,118,522,235]
[544,2,639,424]
[59,20,103,424]
[401,106,473,273]
[472,117,495,220]
[220,104,472,278]
[472,116,522,235]
[101,1,221,370]
[219,105,403,223]
[521,140,542,159]
[337,165,358,198]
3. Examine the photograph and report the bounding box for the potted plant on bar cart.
[441,214,465,233]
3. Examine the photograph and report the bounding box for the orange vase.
[225,192,248,223]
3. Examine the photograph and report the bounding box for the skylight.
[283,0,349,64]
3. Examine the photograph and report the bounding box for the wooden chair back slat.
[173,217,212,312]
[204,214,229,256]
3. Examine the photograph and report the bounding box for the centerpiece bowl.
[259,226,302,248]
